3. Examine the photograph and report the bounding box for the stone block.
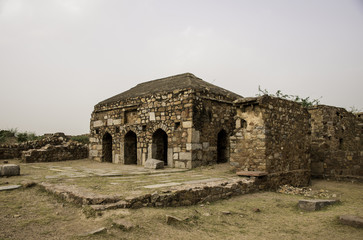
[174,161,186,168]
[298,199,339,211]
[182,121,192,128]
[113,119,121,125]
[93,120,103,127]
[107,119,113,125]
[113,219,135,231]
[236,171,268,177]
[149,112,155,121]
[89,150,98,157]
[1,164,20,177]
[179,152,192,161]
[192,129,200,143]
[144,159,164,169]
[202,142,209,149]
[0,185,21,191]
[339,215,363,228]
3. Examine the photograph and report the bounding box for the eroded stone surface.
[298,199,340,211]
[339,215,363,228]
[0,185,21,191]
[0,164,20,177]
[144,159,164,169]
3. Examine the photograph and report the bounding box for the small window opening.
[142,125,146,131]
[174,122,180,129]
[115,126,120,133]
[95,129,99,134]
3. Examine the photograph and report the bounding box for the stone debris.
[221,211,231,215]
[298,199,340,211]
[339,215,363,228]
[0,164,20,177]
[277,185,338,198]
[144,159,164,170]
[81,227,107,236]
[0,185,21,191]
[166,215,186,225]
[112,219,136,231]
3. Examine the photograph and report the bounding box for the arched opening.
[102,132,113,163]
[152,129,168,165]
[217,129,228,163]
[124,131,137,164]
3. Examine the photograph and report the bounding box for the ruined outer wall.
[230,103,266,171]
[309,106,363,178]
[192,92,236,167]
[89,89,196,168]
[261,96,311,173]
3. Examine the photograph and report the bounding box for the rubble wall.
[192,92,236,167]
[90,89,195,168]
[309,106,363,178]
[261,96,311,173]
[230,104,267,171]
[21,142,88,163]
[0,133,69,159]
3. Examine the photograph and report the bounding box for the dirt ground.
[0,159,362,240]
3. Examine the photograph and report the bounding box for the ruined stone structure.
[0,133,88,162]
[90,73,361,184]
[309,106,363,179]
[230,96,311,186]
[89,73,240,168]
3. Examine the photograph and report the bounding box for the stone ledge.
[236,171,268,177]
[339,215,363,228]
[298,199,340,211]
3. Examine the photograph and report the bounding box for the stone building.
[309,105,363,179]
[230,96,311,185]
[89,73,241,168]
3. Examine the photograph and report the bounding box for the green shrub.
[71,135,89,144]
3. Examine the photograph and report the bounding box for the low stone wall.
[22,142,88,163]
[0,133,68,159]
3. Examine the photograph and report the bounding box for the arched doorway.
[102,132,113,163]
[217,129,228,163]
[124,131,137,164]
[152,129,168,165]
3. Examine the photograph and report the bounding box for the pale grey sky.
[1,0,362,135]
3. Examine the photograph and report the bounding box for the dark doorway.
[102,132,112,163]
[217,129,228,163]
[124,131,137,164]
[152,129,168,165]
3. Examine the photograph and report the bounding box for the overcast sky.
[1,0,362,135]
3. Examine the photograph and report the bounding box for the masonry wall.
[309,106,363,178]
[230,104,267,171]
[90,88,198,168]
[262,96,311,173]
[230,96,311,176]
[192,92,236,167]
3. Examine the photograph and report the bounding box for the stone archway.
[152,129,168,165]
[124,131,137,164]
[102,132,113,163]
[217,129,228,163]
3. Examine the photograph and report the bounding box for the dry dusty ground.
[0,159,362,240]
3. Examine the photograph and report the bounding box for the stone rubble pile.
[277,184,338,198]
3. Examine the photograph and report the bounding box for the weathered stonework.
[309,105,363,179]
[230,96,311,185]
[89,73,239,169]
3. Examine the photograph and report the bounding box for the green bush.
[257,86,321,108]
[71,135,89,144]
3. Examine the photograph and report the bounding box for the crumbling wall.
[230,96,311,186]
[0,132,69,159]
[230,103,266,171]
[192,92,236,167]
[309,106,362,179]
[21,141,88,163]
[261,96,311,173]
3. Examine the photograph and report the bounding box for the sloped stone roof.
[98,73,242,105]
